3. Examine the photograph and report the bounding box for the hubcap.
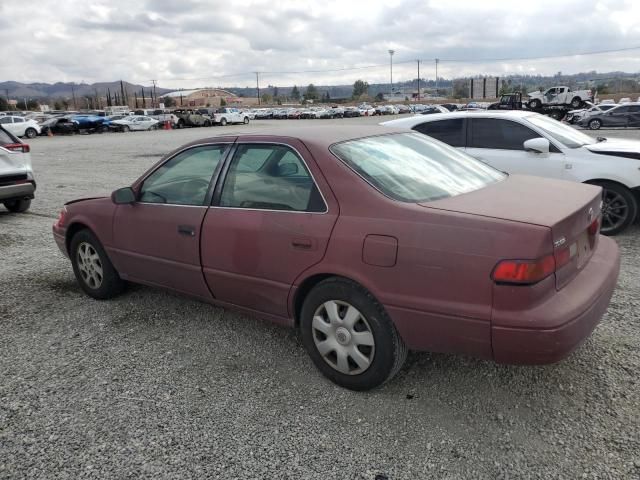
[312,300,375,375]
[76,242,103,289]
[601,189,628,233]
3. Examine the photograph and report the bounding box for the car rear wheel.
[300,277,407,391]
[570,97,582,109]
[220,118,227,126]
[243,117,249,124]
[4,198,31,213]
[122,125,130,132]
[529,99,541,109]
[592,181,638,236]
[24,128,38,139]
[70,229,126,299]
[588,119,602,130]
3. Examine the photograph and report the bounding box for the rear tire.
[4,198,31,213]
[70,229,126,299]
[25,128,37,139]
[529,99,541,109]
[220,118,227,126]
[122,125,130,132]
[570,97,582,109]
[243,117,249,124]
[300,277,407,391]
[588,119,602,130]
[591,181,638,236]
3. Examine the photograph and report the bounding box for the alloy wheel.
[76,242,104,289]
[312,300,375,375]
[601,189,629,234]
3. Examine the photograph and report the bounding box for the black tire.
[24,128,37,139]
[122,125,130,132]
[529,99,541,109]
[70,229,126,299]
[549,110,564,121]
[591,181,638,236]
[300,277,407,391]
[220,118,227,126]
[177,120,185,129]
[4,198,31,213]
[588,119,602,130]
[243,117,249,124]
[570,97,582,109]
[204,120,211,127]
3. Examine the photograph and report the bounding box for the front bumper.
[491,236,620,364]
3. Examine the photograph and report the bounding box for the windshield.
[525,114,596,148]
[330,133,505,203]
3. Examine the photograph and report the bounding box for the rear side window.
[0,127,16,144]
[612,106,629,114]
[412,119,465,147]
[469,118,539,150]
[13,117,24,123]
[627,106,640,113]
[220,144,325,212]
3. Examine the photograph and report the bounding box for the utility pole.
[417,60,420,101]
[71,85,77,110]
[435,58,439,98]
[255,72,260,106]
[151,79,157,108]
[388,50,395,97]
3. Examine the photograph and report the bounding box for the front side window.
[413,119,465,147]
[140,145,226,205]
[220,144,325,212]
[469,118,540,150]
[526,114,595,148]
[331,133,505,203]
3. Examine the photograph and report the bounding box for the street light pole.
[417,59,420,101]
[435,58,439,98]
[388,50,395,98]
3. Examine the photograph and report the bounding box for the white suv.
[0,115,41,139]
[0,125,35,212]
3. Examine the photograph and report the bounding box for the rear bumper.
[0,182,35,202]
[492,236,620,364]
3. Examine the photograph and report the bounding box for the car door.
[626,105,640,127]
[200,140,338,319]
[465,117,564,178]
[412,118,466,152]
[603,106,629,127]
[111,143,231,298]
[2,117,24,136]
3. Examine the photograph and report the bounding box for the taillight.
[492,255,556,285]
[588,218,599,236]
[3,143,29,153]
[55,207,67,228]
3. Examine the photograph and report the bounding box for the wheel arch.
[585,178,640,221]
[65,221,93,253]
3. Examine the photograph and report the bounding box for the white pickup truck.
[528,86,593,109]
[212,108,250,126]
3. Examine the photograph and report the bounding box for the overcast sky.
[1,0,639,89]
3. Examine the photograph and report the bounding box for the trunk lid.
[421,175,602,289]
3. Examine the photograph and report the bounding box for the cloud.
[0,0,638,88]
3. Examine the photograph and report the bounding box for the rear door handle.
[178,225,196,237]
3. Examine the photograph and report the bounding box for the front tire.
[300,277,407,391]
[570,97,582,109]
[592,181,638,236]
[220,118,227,126]
[25,128,37,139]
[243,117,249,124]
[122,125,130,132]
[529,99,541,109]
[70,229,126,299]
[4,198,31,213]
[589,119,602,130]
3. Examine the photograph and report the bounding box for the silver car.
[0,125,35,212]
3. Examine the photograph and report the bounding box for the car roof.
[380,110,537,128]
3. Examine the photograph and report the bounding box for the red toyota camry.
[53,126,620,390]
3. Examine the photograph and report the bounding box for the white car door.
[1,117,24,136]
[465,118,565,179]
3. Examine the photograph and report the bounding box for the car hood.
[65,196,106,206]
[584,138,640,156]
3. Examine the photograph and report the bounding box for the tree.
[273,86,279,99]
[375,92,385,102]
[303,84,319,101]
[352,79,369,99]
[26,99,39,110]
[291,85,300,101]
[261,93,272,104]
[220,98,227,107]
[596,84,610,95]
[162,96,175,107]
[0,97,8,111]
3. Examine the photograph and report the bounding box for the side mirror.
[277,163,299,176]
[523,137,550,154]
[111,187,136,204]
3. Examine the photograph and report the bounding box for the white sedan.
[383,110,640,235]
[112,116,159,132]
[0,116,41,139]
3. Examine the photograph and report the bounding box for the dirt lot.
[1,117,639,479]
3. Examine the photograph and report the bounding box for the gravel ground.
[1,117,639,479]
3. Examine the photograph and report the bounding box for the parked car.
[72,115,110,133]
[383,110,640,235]
[343,107,361,118]
[421,105,450,115]
[255,109,274,120]
[358,104,376,116]
[174,109,212,128]
[40,117,79,135]
[528,86,593,109]
[0,125,35,212]
[566,103,618,124]
[213,107,249,126]
[0,115,41,139]
[149,109,179,127]
[111,116,159,132]
[578,103,640,131]
[52,126,620,390]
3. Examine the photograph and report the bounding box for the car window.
[469,118,540,150]
[0,118,11,124]
[13,117,24,123]
[0,127,15,144]
[627,106,640,113]
[220,144,325,212]
[412,119,465,147]
[331,132,505,203]
[139,145,226,206]
[612,106,629,114]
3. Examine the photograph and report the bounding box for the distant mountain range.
[0,81,172,100]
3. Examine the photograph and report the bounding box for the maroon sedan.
[53,126,620,390]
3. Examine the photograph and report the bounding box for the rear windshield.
[331,133,505,203]
[0,126,17,145]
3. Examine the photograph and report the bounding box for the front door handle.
[178,225,196,237]
[291,238,316,250]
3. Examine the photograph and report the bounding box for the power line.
[438,45,640,63]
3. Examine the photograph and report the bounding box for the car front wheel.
[570,97,582,109]
[529,99,541,109]
[589,119,602,130]
[4,198,31,213]
[70,229,126,299]
[300,277,407,391]
[243,117,249,124]
[593,181,638,236]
